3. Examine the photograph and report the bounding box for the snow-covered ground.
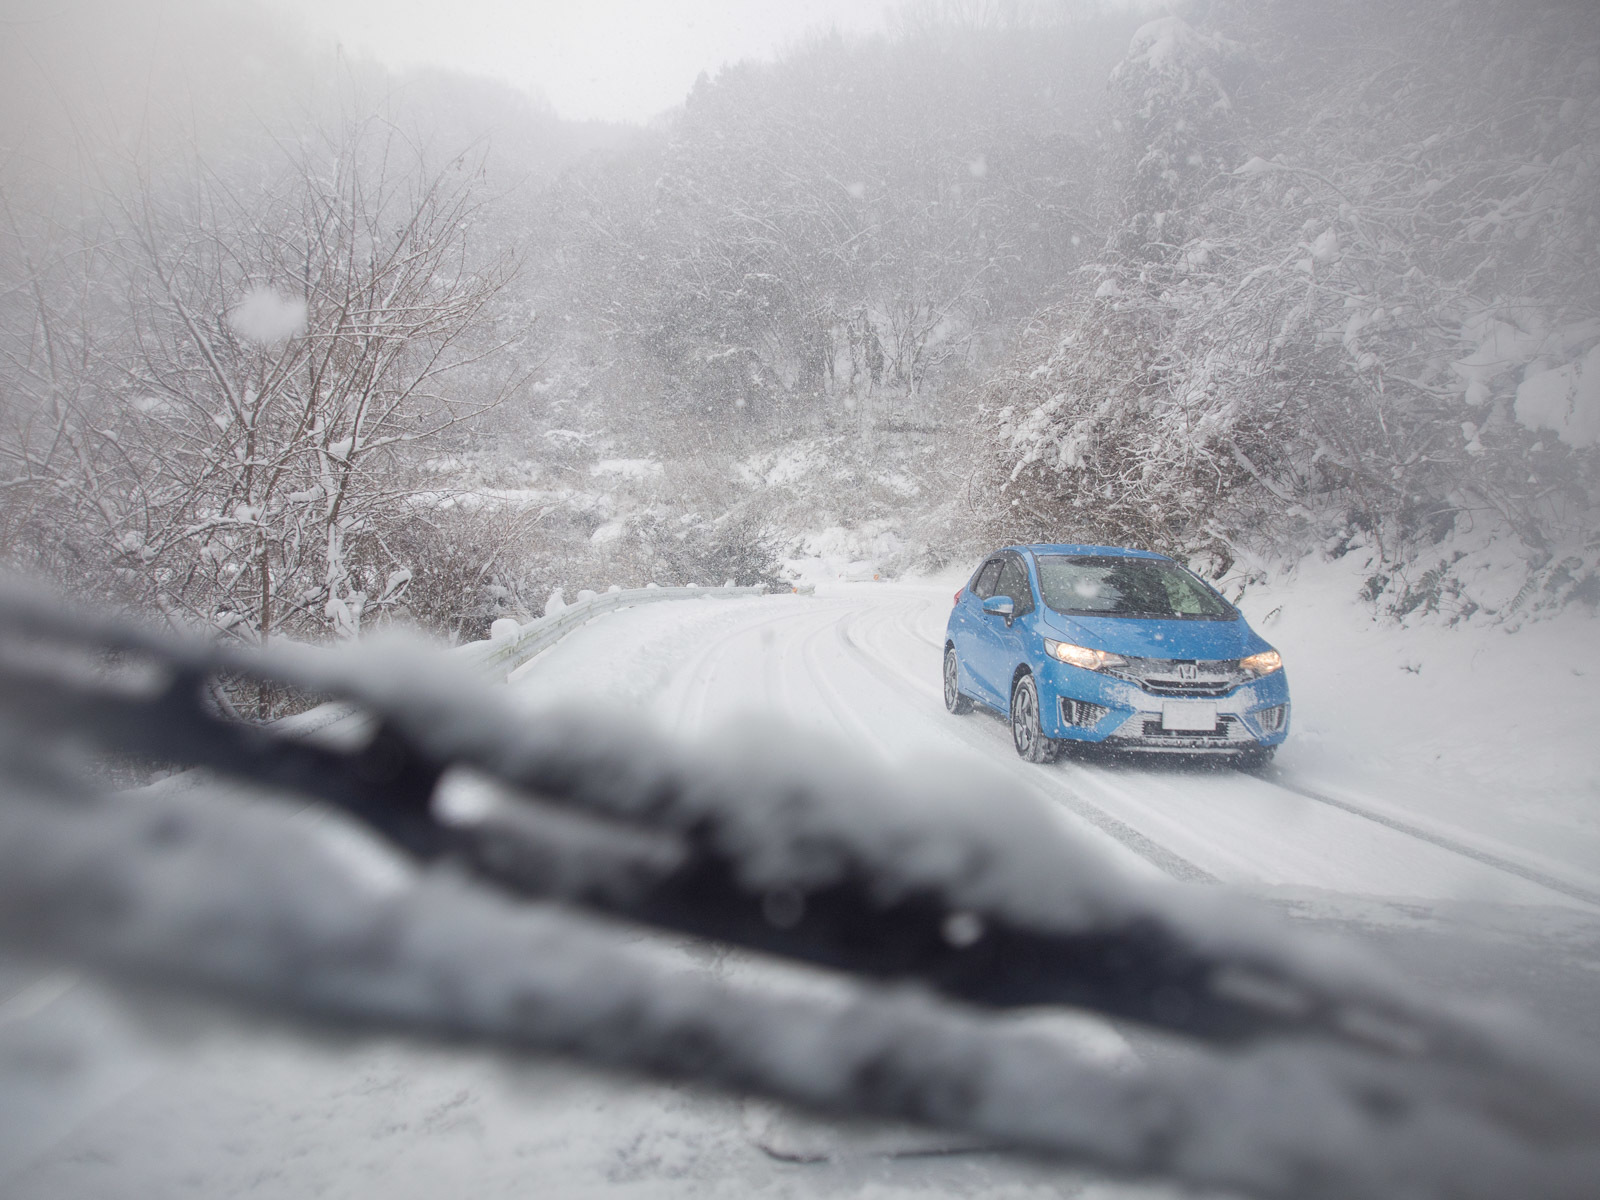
[4,574,1598,1198]
[1236,552,1600,895]
[503,569,1600,911]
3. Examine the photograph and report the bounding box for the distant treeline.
[4,0,1596,652]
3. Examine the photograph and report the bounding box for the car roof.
[1005,544,1170,560]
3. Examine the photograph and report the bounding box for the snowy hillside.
[1,0,1598,1196]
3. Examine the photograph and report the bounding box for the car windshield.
[4,3,1595,1197]
[1035,555,1234,620]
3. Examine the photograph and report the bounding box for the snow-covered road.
[507,581,1599,914]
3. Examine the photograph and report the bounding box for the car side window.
[972,559,1002,600]
[997,555,1035,616]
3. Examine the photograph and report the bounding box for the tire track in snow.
[1264,771,1600,909]
[830,603,1217,884]
[646,602,831,732]
[837,605,942,703]
[800,603,898,751]
[518,587,1584,905]
[653,598,865,741]
[762,602,863,741]
[827,593,1596,902]
[893,600,944,651]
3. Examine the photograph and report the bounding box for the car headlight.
[1239,649,1283,677]
[1044,638,1126,671]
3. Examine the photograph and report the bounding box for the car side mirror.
[981,596,1015,621]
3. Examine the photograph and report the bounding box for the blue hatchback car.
[944,545,1289,764]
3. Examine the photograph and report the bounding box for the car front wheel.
[943,646,973,714]
[1010,673,1056,763]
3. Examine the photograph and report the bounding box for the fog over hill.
[2,0,1595,666]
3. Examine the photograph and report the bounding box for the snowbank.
[1233,551,1600,887]
[784,522,920,585]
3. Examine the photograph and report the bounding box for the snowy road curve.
[508,582,1599,914]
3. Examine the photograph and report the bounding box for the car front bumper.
[1034,660,1290,753]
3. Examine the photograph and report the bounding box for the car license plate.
[1161,701,1218,732]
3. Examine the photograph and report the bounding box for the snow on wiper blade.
[1,580,1598,1200]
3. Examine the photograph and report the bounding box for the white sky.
[261,0,894,124]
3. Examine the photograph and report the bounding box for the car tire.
[943,646,973,715]
[1010,673,1057,763]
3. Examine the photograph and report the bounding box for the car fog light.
[1256,704,1288,734]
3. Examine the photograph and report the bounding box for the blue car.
[943,545,1289,764]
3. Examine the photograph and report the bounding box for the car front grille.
[1112,657,1248,697]
[1138,677,1238,698]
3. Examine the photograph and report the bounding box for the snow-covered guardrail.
[461,584,766,680]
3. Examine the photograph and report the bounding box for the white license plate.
[1161,701,1218,732]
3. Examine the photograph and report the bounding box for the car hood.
[1038,608,1270,661]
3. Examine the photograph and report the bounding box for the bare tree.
[2,111,529,678]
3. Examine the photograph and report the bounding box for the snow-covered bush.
[375,504,554,645]
[0,110,525,664]
[626,509,789,591]
[982,0,1600,617]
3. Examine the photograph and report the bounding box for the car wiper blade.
[0,581,1446,1045]
[2,578,1598,1200]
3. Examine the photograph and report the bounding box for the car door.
[956,557,1006,707]
[985,552,1038,704]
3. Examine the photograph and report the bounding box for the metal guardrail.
[0,577,1598,1200]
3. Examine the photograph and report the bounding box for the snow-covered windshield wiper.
[1,578,1597,1200]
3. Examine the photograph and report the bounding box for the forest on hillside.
[2,0,1596,667]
